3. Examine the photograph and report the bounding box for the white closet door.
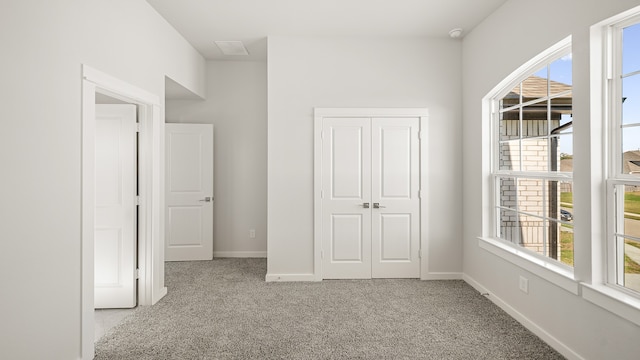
[371,118,421,278]
[94,104,137,309]
[321,118,372,279]
[321,116,421,279]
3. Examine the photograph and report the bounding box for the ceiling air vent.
[214,41,249,56]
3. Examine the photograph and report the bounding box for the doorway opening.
[81,65,166,360]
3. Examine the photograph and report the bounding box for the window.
[607,19,640,295]
[490,41,574,267]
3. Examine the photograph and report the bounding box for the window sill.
[478,237,579,295]
[582,283,640,327]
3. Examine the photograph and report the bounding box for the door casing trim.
[81,65,166,359]
[313,108,429,281]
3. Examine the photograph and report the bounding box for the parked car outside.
[561,209,573,221]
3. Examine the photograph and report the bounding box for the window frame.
[488,37,575,271]
[605,15,640,297]
[478,36,580,294]
[580,6,640,326]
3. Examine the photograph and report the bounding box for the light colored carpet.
[95,258,564,359]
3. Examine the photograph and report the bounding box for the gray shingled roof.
[562,152,640,174]
[560,158,573,172]
[623,150,640,174]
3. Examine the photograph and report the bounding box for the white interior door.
[321,118,372,279]
[165,123,214,261]
[321,117,420,279]
[94,104,137,309]
[371,118,420,278]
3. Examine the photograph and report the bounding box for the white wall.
[267,36,463,277]
[0,1,205,359]
[166,61,268,257]
[462,0,640,358]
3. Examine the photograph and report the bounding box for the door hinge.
[418,190,422,199]
[320,190,324,199]
[321,130,325,139]
[135,268,140,279]
[135,123,141,132]
[418,250,422,259]
[419,131,423,140]
[135,196,141,206]
[321,250,324,259]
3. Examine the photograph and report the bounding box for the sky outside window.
[623,23,640,152]
[551,55,573,155]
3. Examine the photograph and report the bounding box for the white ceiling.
[146,0,507,61]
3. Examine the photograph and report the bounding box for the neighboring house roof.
[501,76,572,120]
[509,75,572,99]
[561,152,640,174]
[560,158,573,172]
[624,150,640,174]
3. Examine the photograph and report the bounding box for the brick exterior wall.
[500,118,562,259]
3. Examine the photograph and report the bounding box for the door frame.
[81,65,166,360]
[313,108,429,281]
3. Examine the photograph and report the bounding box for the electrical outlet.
[519,276,529,294]
[249,229,256,239]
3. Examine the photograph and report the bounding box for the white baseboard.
[265,273,317,282]
[265,272,464,282]
[213,251,267,258]
[421,272,464,280]
[463,274,583,360]
[151,286,167,305]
